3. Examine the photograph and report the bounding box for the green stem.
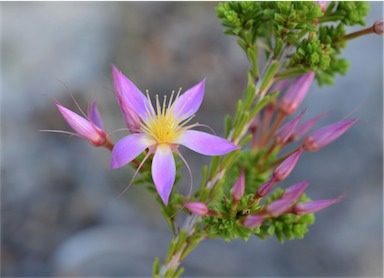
[336,26,375,42]
[155,44,291,278]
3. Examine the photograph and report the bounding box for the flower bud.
[56,103,107,146]
[256,177,277,198]
[282,181,309,202]
[292,194,344,215]
[373,20,384,35]
[290,112,328,142]
[231,169,245,202]
[273,149,303,182]
[242,215,264,229]
[303,119,358,152]
[279,72,315,115]
[265,198,293,217]
[275,110,305,144]
[315,1,327,13]
[185,202,209,216]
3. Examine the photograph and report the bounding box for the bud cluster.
[184,71,355,243]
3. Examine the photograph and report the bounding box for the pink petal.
[176,130,239,156]
[173,79,205,121]
[56,103,103,144]
[88,101,104,129]
[152,144,176,205]
[112,65,151,120]
[110,134,155,169]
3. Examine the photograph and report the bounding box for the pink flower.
[303,119,358,152]
[185,202,209,216]
[279,72,315,115]
[242,215,265,229]
[56,101,108,147]
[110,66,239,205]
[292,194,344,215]
[231,169,245,202]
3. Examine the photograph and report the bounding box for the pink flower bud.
[303,119,358,152]
[269,79,290,93]
[292,194,344,215]
[265,198,293,217]
[373,20,384,35]
[231,169,245,202]
[273,149,303,181]
[185,202,209,216]
[290,112,329,142]
[275,110,305,144]
[280,72,315,115]
[56,103,107,146]
[315,1,327,13]
[242,215,264,229]
[282,181,309,202]
[256,177,277,198]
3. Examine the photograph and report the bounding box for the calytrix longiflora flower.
[111,65,239,205]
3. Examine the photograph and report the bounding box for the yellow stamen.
[141,91,194,144]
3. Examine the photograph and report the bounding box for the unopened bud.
[275,110,305,144]
[242,215,264,229]
[280,72,315,115]
[56,103,107,147]
[273,149,303,181]
[265,198,293,217]
[303,119,358,152]
[282,181,309,202]
[290,112,329,142]
[315,1,327,13]
[231,169,245,202]
[185,202,209,216]
[256,177,277,198]
[292,194,344,215]
[373,20,384,35]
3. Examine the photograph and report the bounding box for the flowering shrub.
[49,1,382,277]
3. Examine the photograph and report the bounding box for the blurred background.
[1,2,383,277]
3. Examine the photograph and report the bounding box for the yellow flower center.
[140,92,194,144]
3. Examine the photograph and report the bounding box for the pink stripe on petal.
[110,134,154,169]
[176,130,239,156]
[173,79,205,121]
[152,144,176,205]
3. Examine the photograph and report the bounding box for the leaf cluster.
[217,1,370,86]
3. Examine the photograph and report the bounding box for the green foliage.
[290,39,333,70]
[217,1,370,86]
[202,185,315,243]
[324,1,370,26]
[203,194,259,242]
[255,188,315,243]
